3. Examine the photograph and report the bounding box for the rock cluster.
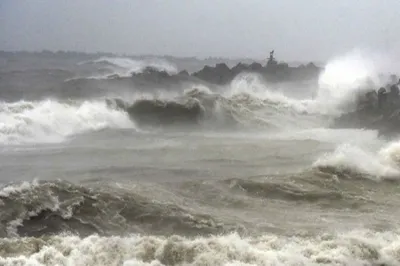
[131,51,321,85]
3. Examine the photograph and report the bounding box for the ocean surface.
[1,53,400,266]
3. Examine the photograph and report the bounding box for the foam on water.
[0,230,399,266]
[0,180,39,198]
[0,99,135,145]
[314,139,400,180]
[226,73,311,114]
[223,64,366,118]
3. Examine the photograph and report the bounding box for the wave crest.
[0,99,134,145]
[0,180,226,238]
[313,140,400,180]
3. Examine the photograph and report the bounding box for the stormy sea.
[1,51,400,266]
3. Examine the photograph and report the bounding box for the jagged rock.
[143,66,170,78]
[131,66,171,82]
[249,62,263,71]
[178,70,189,76]
[231,63,249,75]
[103,51,323,86]
[333,87,400,137]
[306,62,318,69]
[192,63,234,85]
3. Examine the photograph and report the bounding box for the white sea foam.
[0,99,135,145]
[314,139,400,180]
[0,230,399,265]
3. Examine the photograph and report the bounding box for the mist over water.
[1,50,400,265]
[74,57,179,79]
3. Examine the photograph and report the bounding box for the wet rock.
[131,66,171,81]
[248,62,263,71]
[231,63,249,75]
[178,70,189,76]
[332,90,400,138]
[192,63,234,85]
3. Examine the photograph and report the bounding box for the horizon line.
[0,49,325,64]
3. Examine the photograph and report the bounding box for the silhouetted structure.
[266,50,278,69]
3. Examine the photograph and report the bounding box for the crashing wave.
[313,140,400,180]
[0,180,225,238]
[0,99,135,145]
[1,229,399,266]
[105,83,321,131]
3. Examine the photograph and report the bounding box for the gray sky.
[1,0,399,61]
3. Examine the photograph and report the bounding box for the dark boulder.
[306,62,318,70]
[192,63,234,85]
[332,89,400,138]
[178,70,189,76]
[130,66,172,83]
[231,63,249,75]
[248,62,263,71]
[133,66,170,78]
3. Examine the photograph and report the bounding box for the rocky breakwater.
[332,82,400,138]
[59,51,321,100]
[188,51,321,85]
[128,51,322,86]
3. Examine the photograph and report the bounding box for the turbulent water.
[1,52,400,266]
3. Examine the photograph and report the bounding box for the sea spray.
[0,99,134,145]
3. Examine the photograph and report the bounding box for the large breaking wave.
[0,54,389,146]
[0,73,326,145]
[3,50,391,145]
[0,100,135,145]
[0,177,398,265]
[313,138,400,180]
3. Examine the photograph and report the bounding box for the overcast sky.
[1,0,399,61]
